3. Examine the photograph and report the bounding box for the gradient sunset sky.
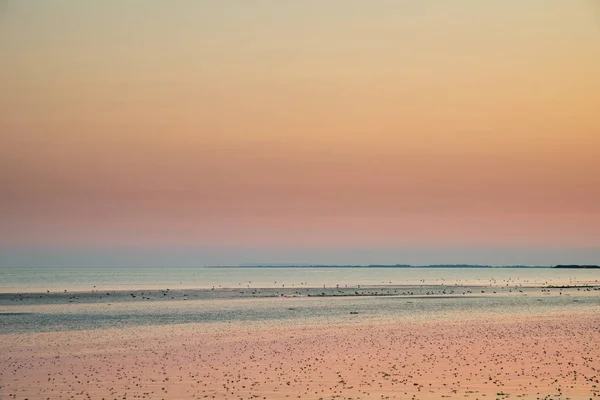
[1,1,599,266]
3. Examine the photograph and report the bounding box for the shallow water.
[1,285,598,334]
[1,267,598,334]
[1,266,599,292]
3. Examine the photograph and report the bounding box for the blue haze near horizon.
[0,247,598,268]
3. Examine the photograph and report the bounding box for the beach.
[1,278,599,400]
[4,1,600,398]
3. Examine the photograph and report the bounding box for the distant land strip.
[205,264,563,269]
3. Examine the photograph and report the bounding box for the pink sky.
[1,1,599,265]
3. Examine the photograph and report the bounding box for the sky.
[1,1,599,266]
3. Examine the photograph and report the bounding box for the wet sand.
[1,307,599,399]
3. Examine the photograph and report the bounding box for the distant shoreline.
[2,265,596,269]
[205,264,553,269]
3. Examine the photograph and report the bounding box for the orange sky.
[1,1,599,265]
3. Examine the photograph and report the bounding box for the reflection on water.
[1,267,598,334]
[1,285,598,334]
[1,266,599,293]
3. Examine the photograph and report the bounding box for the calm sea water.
[1,267,598,335]
[1,266,599,293]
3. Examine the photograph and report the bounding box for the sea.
[1,266,598,335]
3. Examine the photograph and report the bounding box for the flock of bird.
[0,278,599,399]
